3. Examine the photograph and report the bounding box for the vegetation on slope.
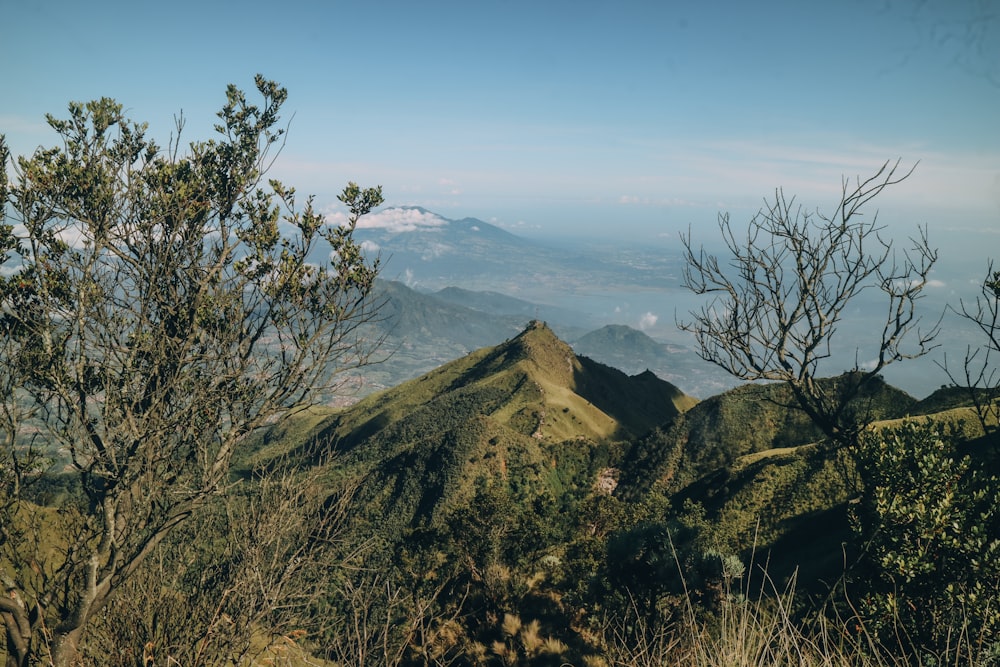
[246,320,998,665]
[619,373,916,499]
[10,317,1000,665]
[255,321,693,536]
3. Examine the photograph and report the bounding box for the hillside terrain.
[244,321,997,663]
[259,321,695,537]
[15,320,997,665]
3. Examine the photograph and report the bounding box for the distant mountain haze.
[333,206,968,399]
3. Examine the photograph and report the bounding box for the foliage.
[597,504,750,634]
[0,77,383,665]
[488,613,569,666]
[680,160,937,448]
[850,419,1000,661]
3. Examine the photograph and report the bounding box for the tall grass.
[597,552,996,667]
[596,588,999,667]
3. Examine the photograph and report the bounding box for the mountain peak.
[500,320,577,386]
[466,320,694,442]
[511,319,567,354]
[320,320,694,458]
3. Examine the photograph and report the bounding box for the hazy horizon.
[4,0,998,243]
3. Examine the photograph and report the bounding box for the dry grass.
[595,569,998,667]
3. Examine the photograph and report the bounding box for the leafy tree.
[605,521,680,621]
[850,419,1000,660]
[0,76,383,666]
[679,160,937,448]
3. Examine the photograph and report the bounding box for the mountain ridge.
[264,321,696,536]
[214,315,999,659]
[359,279,737,399]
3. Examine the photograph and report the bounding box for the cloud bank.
[326,208,448,233]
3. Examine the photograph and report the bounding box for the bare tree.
[679,160,938,447]
[940,262,1000,438]
[322,562,470,667]
[0,76,384,666]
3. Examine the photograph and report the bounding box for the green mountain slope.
[621,373,917,497]
[269,321,695,538]
[614,376,940,594]
[227,323,996,660]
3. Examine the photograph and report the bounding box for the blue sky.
[3,0,998,245]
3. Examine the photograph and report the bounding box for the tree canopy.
[0,75,383,666]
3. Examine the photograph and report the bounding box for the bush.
[850,419,1000,661]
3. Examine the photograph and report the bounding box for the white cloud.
[638,312,658,331]
[890,277,946,292]
[859,358,880,371]
[56,225,87,249]
[325,208,448,233]
[421,242,453,260]
[360,240,381,253]
[495,219,541,232]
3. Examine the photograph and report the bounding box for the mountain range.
[340,206,968,399]
[350,207,680,297]
[208,197,1000,665]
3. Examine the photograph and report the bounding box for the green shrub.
[850,419,1000,661]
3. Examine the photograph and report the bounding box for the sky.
[2,0,998,250]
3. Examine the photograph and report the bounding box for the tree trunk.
[50,626,84,667]
[2,617,28,667]
[0,597,30,667]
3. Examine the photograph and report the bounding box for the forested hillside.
[7,316,999,666]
